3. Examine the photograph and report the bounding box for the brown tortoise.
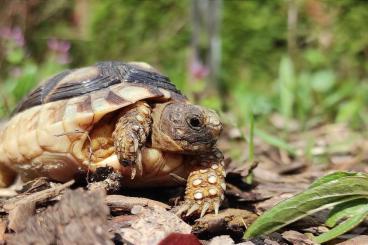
[0,61,226,217]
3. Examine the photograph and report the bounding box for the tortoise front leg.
[112,101,152,179]
[177,148,226,217]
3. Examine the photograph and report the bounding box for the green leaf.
[314,199,368,244]
[309,172,366,189]
[325,198,368,228]
[244,174,368,239]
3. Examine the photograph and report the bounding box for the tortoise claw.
[130,167,136,179]
[130,151,143,180]
[213,201,220,215]
[186,203,200,216]
[200,202,210,218]
[176,203,190,216]
[136,151,143,176]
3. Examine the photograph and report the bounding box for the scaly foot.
[177,163,226,218]
[113,101,152,179]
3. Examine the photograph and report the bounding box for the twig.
[3,180,74,212]
[105,195,170,211]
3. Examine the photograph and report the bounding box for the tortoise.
[0,61,225,216]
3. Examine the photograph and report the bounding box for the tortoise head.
[151,102,222,153]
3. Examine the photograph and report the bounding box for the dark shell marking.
[13,61,184,114]
[105,91,126,105]
[76,95,92,113]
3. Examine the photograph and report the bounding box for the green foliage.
[278,56,296,119]
[0,33,67,117]
[84,0,190,88]
[315,198,368,244]
[1,0,368,128]
[244,172,368,243]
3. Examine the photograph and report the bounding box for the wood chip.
[337,235,368,245]
[8,201,35,232]
[282,230,314,245]
[3,180,74,212]
[116,206,191,245]
[193,208,257,239]
[0,220,6,242]
[105,194,170,211]
[7,188,112,245]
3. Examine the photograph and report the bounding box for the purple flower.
[190,57,209,80]
[0,26,25,46]
[12,27,25,46]
[47,38,71,64]
[47,38,70,53]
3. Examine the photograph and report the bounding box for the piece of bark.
[263,239,281,245]
[7,188,113,245]
[3,180,74,212]
[337,235,368,245]
[106,194,170,211]
[278,162,307,175]
[0,220,6,243]
[193,209,257,240]
[8,201,35,232]
[18,177,51,194]
[225,183,268,202]
[116,205,191,245]
[281,230,314,245]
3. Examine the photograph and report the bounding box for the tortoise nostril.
[189,117,201,128]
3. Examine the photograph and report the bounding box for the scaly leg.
[112,101,152,179]
[177,148,226,217]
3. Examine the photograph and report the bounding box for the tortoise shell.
[0,61,186,182]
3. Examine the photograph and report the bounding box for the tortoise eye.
[189,116,201,129]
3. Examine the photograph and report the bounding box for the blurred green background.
[1,0,368,132]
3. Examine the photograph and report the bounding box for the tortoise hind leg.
[112,101,152,179]
[0,164,17,187]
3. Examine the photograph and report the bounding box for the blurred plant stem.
[287,0,300,69]
[190,0,224,108]
[245,111,255,184]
